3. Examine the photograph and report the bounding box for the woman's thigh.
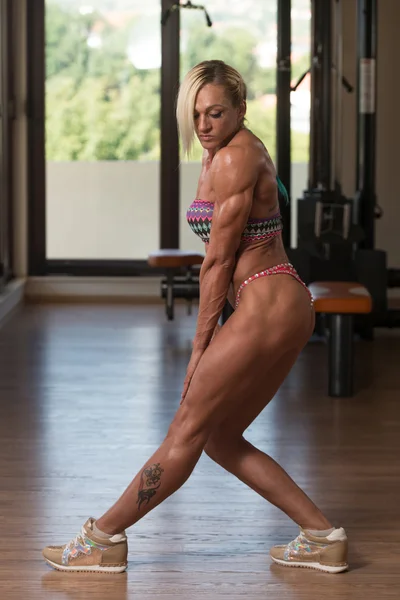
[207,346,303,443]
[177,299,313,437]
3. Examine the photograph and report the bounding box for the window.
[0,0,13,285]
[30,1,310,271]
[45,0,161,260]
[291,0,311,246]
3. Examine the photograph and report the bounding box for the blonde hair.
[176,60,247,157]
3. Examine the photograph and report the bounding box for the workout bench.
[148,250,204,321]
[309,281,372,397]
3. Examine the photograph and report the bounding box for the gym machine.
[295,0,400,330]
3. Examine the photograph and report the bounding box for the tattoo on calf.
[137,463,164,510]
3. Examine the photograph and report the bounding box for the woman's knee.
[166,405,209,450]
[204,429,245,467]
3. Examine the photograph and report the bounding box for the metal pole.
[356,0,377,249]
[276,0,291,247]
[0,0,6,288]
[161,0,180,249]
[309,0,332,190]
[27,0,47,275]
[333,0,343,192]
[309,0,318,189]
[329,314,354,397]
[321,0,332,189]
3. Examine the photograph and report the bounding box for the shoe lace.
[287,531,307,553]
[67,526,87,549]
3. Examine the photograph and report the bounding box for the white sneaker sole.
[271,556,348,574]
[44,557,127,574]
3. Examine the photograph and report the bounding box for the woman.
[43,60,348,574]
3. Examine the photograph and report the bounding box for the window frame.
[27,0,293,276]
[0,0,14,286]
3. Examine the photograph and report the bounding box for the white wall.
[46,161,308,259]
[46,161,206,259]
[47,162,160,259]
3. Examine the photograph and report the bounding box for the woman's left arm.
[181,146,257,401]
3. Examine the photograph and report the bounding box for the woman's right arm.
[205,247,236,310]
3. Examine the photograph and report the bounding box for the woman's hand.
[180,347,205,404]
[184,323,221,403]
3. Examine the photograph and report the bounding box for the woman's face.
[194,83,245,151]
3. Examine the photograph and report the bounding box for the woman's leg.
[95,411,208,534]
[96,307,288,535]
[98,274,321,535]
[204,348,332,531]
[202,344,349,574]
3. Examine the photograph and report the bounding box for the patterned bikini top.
[186,177,286,245]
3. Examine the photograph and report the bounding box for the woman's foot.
[42,518,128,573]
[270,527,348,573]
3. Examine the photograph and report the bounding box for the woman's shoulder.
[212,144,254,173]
[238,129,276,175]
[213,130,269,174]
[210,147,260,197]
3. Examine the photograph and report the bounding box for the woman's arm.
[180,145,257,402]
[204,246,236,311]
[192,145,258,351]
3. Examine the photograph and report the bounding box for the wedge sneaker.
[42,517,128,573]
[270,527,348,573]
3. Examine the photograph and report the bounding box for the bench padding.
[309,281,372,314]
[148,250,204,269]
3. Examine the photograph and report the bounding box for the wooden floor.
[0,302,399,599]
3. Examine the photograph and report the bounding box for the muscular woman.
[43,60,348,575]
